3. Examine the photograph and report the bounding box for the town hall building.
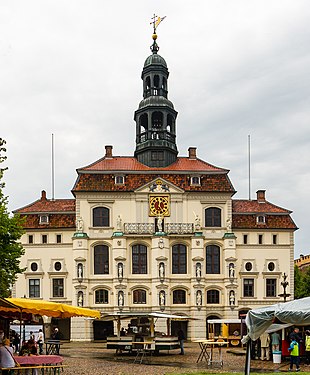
[13,27,297,341]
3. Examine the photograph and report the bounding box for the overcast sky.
[1,1,309,258]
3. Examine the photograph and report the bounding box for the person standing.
[271,331,281,352]
[177,329,185,355]
[305,330,310,365]
[52,327,60,354]
[37,328,44,355]
[0,338,15,374]
[288,337,300,371]
[260,332,271,360]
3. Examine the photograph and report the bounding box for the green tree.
[0,138,25,297]
[294,264,306,299]
[301,265,310,297]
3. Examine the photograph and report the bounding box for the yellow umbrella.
[1,297,100,319]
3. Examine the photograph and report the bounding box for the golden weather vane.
[150,14,166,34]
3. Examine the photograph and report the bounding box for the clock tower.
[134,28,178,167]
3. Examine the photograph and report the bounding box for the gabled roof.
[78,156,228,173]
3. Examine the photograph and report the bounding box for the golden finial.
[149,14,166,54]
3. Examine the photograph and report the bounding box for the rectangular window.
[273,235,277,245]
[115,176,125,185]
[29,279,40,298]
[56,234,62,243]
[95,289,108,304]
[42,235,47,244]
[243,278,254,297]
[243,235,248,244]
[39,215,49,224]
[258,234,263,244]
[266,278,277,297]
[52,278,64,298]
[28,235,34,244]
[132,245,147,274]
[191,176,201,186]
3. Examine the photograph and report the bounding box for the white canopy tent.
[243,297,310,375]
[244,297,310,343]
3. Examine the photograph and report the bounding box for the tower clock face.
[149,196,170,216]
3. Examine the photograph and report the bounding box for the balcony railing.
[124,223,155,234]
[123,222,194,235]
[165,223,194,234]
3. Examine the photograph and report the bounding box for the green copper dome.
[144,54,167,68]
[138,96,174,110]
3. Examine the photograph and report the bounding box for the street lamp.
[278,272,291,302]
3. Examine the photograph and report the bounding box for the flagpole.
[248,134,251,201]
[51,133,55,201]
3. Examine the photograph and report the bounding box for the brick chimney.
[256,190,266,203]
[105,145,113,158]
[41,190,47,201]
[188,147,197,159]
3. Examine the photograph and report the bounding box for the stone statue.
[118,291,124,306]
[77,263,83,279]
[118,263,123,279]
[116,215,122,231]
[76,217,84,232]
[159,291,165,306]
[159,263,165,279]
[196,263,201,279]
[196,290,202,306]
[229,264,235,279]
[78,292,83,307]
[194,215,201,231]
[157,215,163,232]
[226,217,232,232]
[229,291,235,306]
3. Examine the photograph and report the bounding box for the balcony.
[123,223,194,235]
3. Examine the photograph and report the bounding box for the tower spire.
[149,14,166,54]
[134,15,178,168]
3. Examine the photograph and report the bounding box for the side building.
[13,31,297,341]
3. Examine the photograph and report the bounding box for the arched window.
[154,75,160,88]
[93,207,110,227]
[152,111,163,129]
[133,289,146,304]
[207,289,220,304]
[94,245,109,274]
[146,76,151,89]
[95,289,108,304]
[206,245,220,274]
[172,244,187,274]
[205,207,221,227]
[132,244,147,274]
[173,289,186,304]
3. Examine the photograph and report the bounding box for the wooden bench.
[1,365,66,374]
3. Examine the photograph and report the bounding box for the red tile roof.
[79,156,227,173]
[14,195,75,214]
[232,199,291,214]
[73,173,235,193]
[232,199,297,230]
[20,213,76,229]
[232,214,297,230]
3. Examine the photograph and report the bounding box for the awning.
[101,311,196,321]
[0,297,100,319]
[244,297,310,342]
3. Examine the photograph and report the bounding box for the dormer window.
[256,215,266,224]
[115,175,125,185]
[39,214,49,224]
[190,176,201,186]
